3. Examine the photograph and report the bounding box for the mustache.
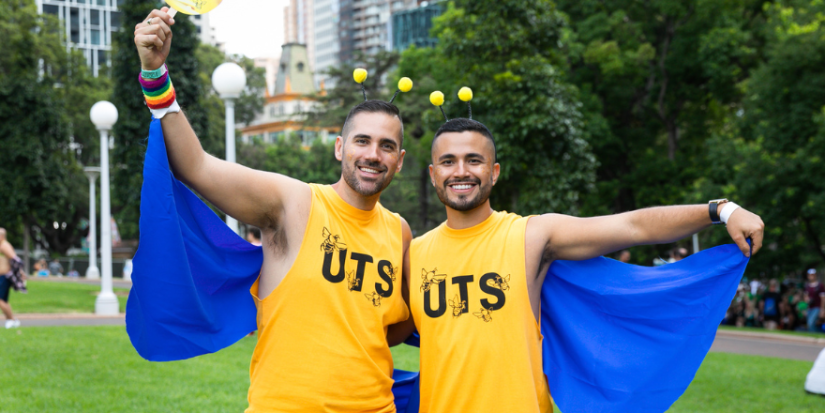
[444,177,481,187]
[355,162,386,172]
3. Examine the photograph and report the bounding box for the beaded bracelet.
[139,70,176,109]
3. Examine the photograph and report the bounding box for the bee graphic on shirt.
[473,307,494,322]
[385,265,400,281]
[346,270,360,291]
[420,268,447,293]
[365,291,382,307]
[487,274,511,291]
[320,227,347,254]
[448,294,466,317]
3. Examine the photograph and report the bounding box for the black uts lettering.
[424,279,447,317]
[376,260,394,297]
[479,272,506,310]
[322,250,348,283]
[451,275,473,314]
[348,252,373,292]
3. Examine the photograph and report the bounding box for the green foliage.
[9,280,129,313]
[111,0,209,239]
[728,0,825,272]
[237,138,341,185]
[0,0,103,253]
[195,44,267,157]
[401,0,598,216]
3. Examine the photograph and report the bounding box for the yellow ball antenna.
[389,77,413,104]
[430,91,447,122]
[458,87,473,119]
[353,68,368,101]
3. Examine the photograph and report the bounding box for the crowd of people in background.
[724,268,825,333]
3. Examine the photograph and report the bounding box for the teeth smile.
[452,184,473,190]
[360,167,380,174]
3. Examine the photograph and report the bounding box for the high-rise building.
[240,44,338,146]
[191,13,222,50]
[391,1,442,51]
[38,0,124,77]
[338,0,416,62]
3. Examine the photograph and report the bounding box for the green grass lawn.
[8,280,129,314]
[0,326,822,412]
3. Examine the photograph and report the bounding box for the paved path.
[26,276,132,289]
[11,316,825,363]
[711,330,825,362]
[16,313,125,327]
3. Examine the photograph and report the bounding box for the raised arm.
[530,203,764,263]
[133,8,308,229]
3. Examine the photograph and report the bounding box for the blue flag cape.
[127,119,748,413]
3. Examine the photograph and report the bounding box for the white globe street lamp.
[212,62,246,234]
[83,166,101,280]
[90,101,119,316]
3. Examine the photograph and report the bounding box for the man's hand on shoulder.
[724,206,764,257]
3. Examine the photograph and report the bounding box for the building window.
[297,62,304,72]
[43,5,58,16]
[91,30,101,45]
[110,11,121,29]
[90,9,99,25]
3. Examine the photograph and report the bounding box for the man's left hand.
[725,207,764,257]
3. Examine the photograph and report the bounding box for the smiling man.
[135,8,414,412]
[408,118,765,413]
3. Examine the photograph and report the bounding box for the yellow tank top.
[410,211,552,413]
[247,184,409,413]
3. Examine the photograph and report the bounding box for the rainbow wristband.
[139,70,176,109]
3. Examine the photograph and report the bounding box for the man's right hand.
[134,7,175,71]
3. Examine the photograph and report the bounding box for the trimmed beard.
[342,160,391,197]
[435,177,493,212]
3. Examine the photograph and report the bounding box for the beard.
[342,160,392,197]
[435,176,493,212]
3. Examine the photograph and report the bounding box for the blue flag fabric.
[126,118,263,362]
[542,248,748,413]
[128,118,748,412]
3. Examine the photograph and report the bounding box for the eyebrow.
[437,152,486,162]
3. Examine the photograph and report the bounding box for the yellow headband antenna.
[389,77,413,104]
[458,87,473,120]
[353,68,368,101]
[430,91,447,122]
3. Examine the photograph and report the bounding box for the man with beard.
[135,9,414,412]
[408,118,765,413]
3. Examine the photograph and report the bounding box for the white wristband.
[149,99,181,119]
[720,202,740,224]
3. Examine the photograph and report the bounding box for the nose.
[364,142,381,162]
[454,160,470,178]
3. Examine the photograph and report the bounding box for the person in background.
[759,279,783,330]
[34,259,49,277]
[48,258,64,277]
[805,268,825,332]
[246,227,262,247]
[0,228,23,328]
[618,250,631,263]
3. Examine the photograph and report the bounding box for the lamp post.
[212,62,246,234]
[83,166,101,280]
[90,101,119,316]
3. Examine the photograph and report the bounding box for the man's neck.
[445,201,494,230]
[331,179,380,211]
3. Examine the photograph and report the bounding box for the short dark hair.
[247,227,261,240]
[432,118,497,162]
[341,100,404,147]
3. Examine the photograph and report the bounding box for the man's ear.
[395,149,407,173]
[334,135,344,161]
[428,164,436,187]
[492,163,500,186]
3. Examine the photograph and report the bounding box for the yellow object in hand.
[353,68,368,84]
[398,77,413,92]
[458,87,473,102]
[430,91,445,106]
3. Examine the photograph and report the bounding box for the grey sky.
[207,0,289,58]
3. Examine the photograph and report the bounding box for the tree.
[0,0,101,254]
[111,0,209,239]
[729,0,825,272]
[414,0,599,216]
